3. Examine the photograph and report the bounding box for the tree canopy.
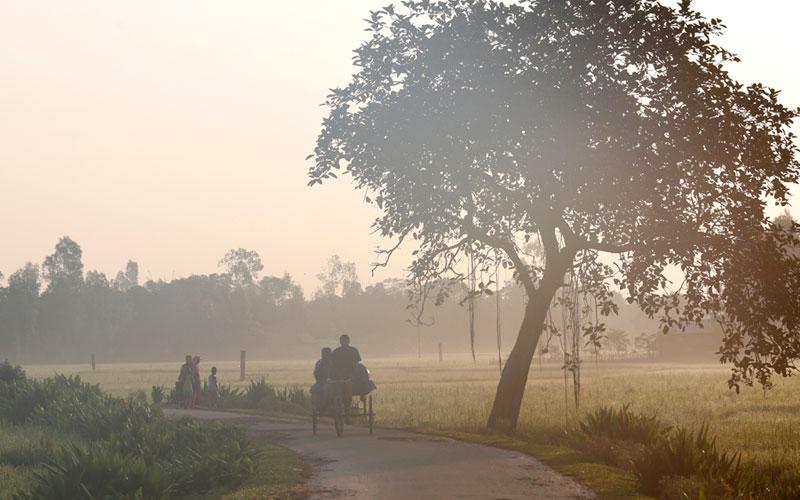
[311,0,800,428]
[219,248,264,286]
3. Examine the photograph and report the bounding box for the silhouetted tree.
[113,260,140,292]
[310,1,800,430]
[315,255,360,298]
[42,236,83,292]
[605,329,629,355]
[1,263,40,358]
[219,248,264,286]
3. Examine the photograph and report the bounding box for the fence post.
[90,353,96,371]
[240,350,246,381]
[438,343,443,362]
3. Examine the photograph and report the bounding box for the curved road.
[166,409,596,500]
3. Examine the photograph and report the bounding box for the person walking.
[207,366,219,408]
[191,355,202,408]
[177,355,194,409]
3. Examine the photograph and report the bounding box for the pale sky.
[1,1,798,293]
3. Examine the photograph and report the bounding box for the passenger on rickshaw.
[353,362,377,398]
[310,347,332,406]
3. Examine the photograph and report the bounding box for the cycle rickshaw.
[311,379,374,437]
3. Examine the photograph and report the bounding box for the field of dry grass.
[26,353,800,469]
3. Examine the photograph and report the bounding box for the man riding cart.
[311,334,376,436]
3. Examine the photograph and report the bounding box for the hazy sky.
[1,1,798,293]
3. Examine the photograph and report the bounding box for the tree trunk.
[487,264,566,432]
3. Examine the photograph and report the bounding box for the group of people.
[177,355,218,409]
[311,334,376,409]
[174,334,372,411]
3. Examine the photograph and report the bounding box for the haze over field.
[2,2,800,498]
[1,0,799,293]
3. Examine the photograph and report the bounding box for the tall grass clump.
[244,377,277,407]
[0,363,263,499]
[18,444,173,500]
[577,405,800,499]
[579,404,666,445]
[632,424,740,498]
[151,385,165,405]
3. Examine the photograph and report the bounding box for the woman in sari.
[177,355,194,408]
[191,355,202,408]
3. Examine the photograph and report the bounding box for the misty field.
[26,355,800,470]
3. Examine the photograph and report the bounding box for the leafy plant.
[633,424,740,497]
[151,385,165,405]
[17,444,172,500]
[1,371,267,499]
[214,384,244,409]
[276,386,309,408]
[579,404,667,445]
[244,378,276,408]
[0,361,26,384]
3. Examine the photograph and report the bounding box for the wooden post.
[90,353,96,371]
[438,343,443,362]
[240,350,246,381]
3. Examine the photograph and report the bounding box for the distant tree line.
[5,234,754,365]
[0,237,561,364]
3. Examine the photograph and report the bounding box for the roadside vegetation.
[0,361,304,499]
[21,357,800,499]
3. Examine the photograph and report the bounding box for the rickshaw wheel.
[368,395,374,435]
[334,398,344,437]
[312,408,318,435]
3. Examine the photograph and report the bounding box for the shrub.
[2,371,267,499]
[166,431,261,494]
[735,461,800,498]
[277,386,309,408]
[151,385,165,405]
[579,404,666,445]
[0,361,26,384]
[17,444,172,500]
[244,378,276,408]
[214,384,244,409]
[31,390,159,442]
[633,424,740,497]
[0,424,80,467]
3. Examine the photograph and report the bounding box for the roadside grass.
[214,442,309,500]
[0,363,308,499]
[0,425,305,500]
[25,356,800,497]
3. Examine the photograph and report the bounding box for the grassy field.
[26,353,800,471]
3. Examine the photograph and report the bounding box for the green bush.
[0,361,26,384]
[17,444,172,500]
[166,429,261,494]
[31,390,159,442]
[633,425,740,497]
[151,385,165,405]
[0,424,80,468]
[215,384,244,409]
[735,461,800,499]
[577,406,800,498]
[579,404,666,445]
[244,378,276,408]
[277,386,309,409]
[1,370,269,499]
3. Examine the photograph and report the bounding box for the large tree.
[219,248,264,286]
[310,0,800,430]
[42,236,84,292]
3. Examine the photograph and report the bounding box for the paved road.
[165,409,596,500]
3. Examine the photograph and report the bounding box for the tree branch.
[462,221,537,297]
